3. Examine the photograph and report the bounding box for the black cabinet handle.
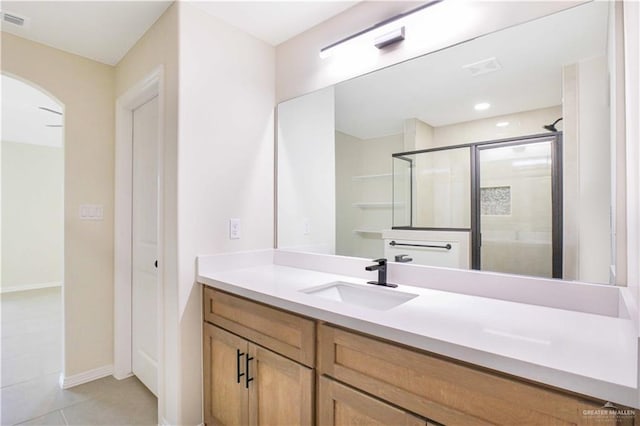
[245,354,254,388]
[236,349,245,383]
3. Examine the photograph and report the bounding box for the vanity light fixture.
[319,0,443,59]
[374,27,405,49]
[474,102,491,111]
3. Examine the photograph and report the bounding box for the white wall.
[116,4,275,424]
[621,1,640,336]
[1,32,115,378]
[177,3,275,425]
[276,1,582,102]
[278,87,335,253]
[1,141,63,291]
[609,1,627,287]
[577,56,611,284]
[563,56,611,284]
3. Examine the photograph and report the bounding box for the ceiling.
[335,1,609,140]
[0,1,359,66]
[191,1,358,46]
[0,1,360,142]
[0,1,173,65]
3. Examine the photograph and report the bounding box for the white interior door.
[132,96,159,396]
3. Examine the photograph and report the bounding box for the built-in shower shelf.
[353,202,401,209]
[351,173,392,180]
[352,229,383,235]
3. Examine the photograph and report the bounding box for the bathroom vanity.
[198,250,638,425]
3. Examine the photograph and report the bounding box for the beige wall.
[479,144,554,278]
[335,131,361,256]
[114,4,179,423]
[335,131,403,259]
[414,146,471,229]
[404,118,434,151]
[1,33,115,376]
[433,106,563,146]
[2,141,64,290]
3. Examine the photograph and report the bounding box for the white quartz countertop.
[197,252,638,407]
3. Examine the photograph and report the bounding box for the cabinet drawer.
[203,287,315,367]
[319,324,629,426]
[319,376,430,426]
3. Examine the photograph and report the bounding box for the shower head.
[543,117,563,132]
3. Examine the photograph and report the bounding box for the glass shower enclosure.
[392,133,562,278]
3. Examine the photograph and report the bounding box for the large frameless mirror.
[277,2,625,285]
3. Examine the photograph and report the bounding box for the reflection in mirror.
[277,2,622,285]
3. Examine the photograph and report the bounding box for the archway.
[1,73,65,391]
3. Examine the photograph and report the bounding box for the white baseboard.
[113,371,134,380]
[1,281,62,294]
[158,417,203,426]
[59,364,113,389]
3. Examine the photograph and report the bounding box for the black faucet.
[365,258,398,288]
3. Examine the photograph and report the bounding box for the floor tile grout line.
[0,370,63,390]
[8,408,63,426]
[60,409,70,425]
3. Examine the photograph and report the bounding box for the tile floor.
[1,288,157,425]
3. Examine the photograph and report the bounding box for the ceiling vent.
[1,11,29,28]
[462,57,502,77]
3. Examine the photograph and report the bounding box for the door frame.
[114,67,164,385]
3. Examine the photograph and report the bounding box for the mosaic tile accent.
[481,186,511,215]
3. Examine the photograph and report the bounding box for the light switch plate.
[79,204,104,220]
[229,218,241,239]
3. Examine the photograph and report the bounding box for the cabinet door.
[248,344,313,426]
[318,376,427,426]
[203,323,249,426]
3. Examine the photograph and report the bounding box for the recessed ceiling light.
[474,102,490,111]
[496,121,509,127]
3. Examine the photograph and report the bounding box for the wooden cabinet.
[202,288,314,426]
[319,376,430,426]
[203,286,637,426]
[318,323,635,426]
[203,324,249,426]
[248,343,313,425]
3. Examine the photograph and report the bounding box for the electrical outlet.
[229,218,241,239]
[303,218,311,235]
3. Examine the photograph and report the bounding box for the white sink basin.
[300,281,418,311]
